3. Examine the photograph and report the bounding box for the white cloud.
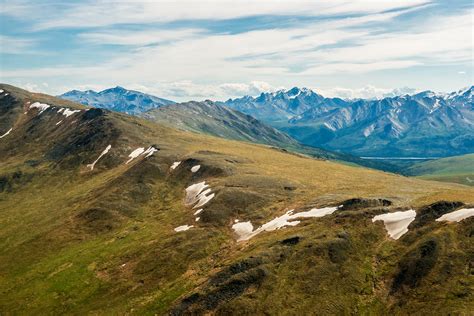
[13,0,431,30]
[78,28,203,46]
[2,1,471,100]
[0,35,36,53]
[125,81,280,101]
[317,85,419,99]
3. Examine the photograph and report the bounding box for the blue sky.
[0,0,472,101]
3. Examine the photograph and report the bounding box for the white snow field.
[125,147,145,164]
[29,102,51,114]
[191,165,201,173]
[232,206,338,241]
[184,181,215,209]
[436,208,474,222]
[170,161,181,170]
[372,210,416,240]
[0,128,12,139]
[87,145,112,171]
[174,225,193,232]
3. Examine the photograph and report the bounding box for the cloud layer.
[1,0,472,100]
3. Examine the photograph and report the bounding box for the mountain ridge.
[142,99,400,172]
[224,86,474,158]
[60,86,175,114]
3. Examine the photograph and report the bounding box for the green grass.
[1,84,473,315]
[407,154,474,186]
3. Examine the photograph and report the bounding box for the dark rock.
[209,257,263,286]
[81,108,105,120]
[339,198,392,211]
[410,201,464,228]
[281,236,300,245]
[171,257,267,315]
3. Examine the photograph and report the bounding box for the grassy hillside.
[144,100,300,148]
[1,84,473,315]
[407,154,474,186]
[144,101,399,172]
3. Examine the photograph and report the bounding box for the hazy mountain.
[224,87,326,122]
[60,86,175,114]
[144,100,299,147]
[1,84,474,315]
[143,100,399,172]
[225,87,474,157]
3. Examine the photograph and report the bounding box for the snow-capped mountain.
[224,86,474,157]
[224,87,326,121]
[60,86,175,114]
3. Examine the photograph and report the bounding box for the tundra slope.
[0,84,473,315]
[143,100,397,172]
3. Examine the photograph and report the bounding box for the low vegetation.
[0,84,473,315]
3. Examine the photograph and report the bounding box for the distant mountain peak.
[104,86,128,93]
[224,86,474,157]
[59,87,174,114]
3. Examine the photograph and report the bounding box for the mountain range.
[224,86,474,158]
[2,83,474,314]
[142,100,398,171]
[61,85,474,159]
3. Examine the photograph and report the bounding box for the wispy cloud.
[78,28,203,46]
[0,35,36,54]
[5,0,431,30]
[1,0,472,100]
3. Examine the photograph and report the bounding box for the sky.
[0,0,473,101]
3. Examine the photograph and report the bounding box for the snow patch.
[61,108,81,118]
[143,146,158,158]
[323,122,336,131]
[0,128,12,139]
[170,161,181,170]
[288,90,301,99]
[87,144,112,171]
[363,124,375,137]
[372,210,416,240]
[56,120,63,126]
[125,146,158,164]
[195,217,200,222]
[185,181,215,209]
[125,147,145,164]
[232,206,338,241]
[191,165,201,173]
[29,102,50,114]
[0,89,3,93]
[436,208,474,222]
[193,208,203,215]
[174,225,193,232]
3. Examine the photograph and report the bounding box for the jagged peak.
[102,86,128,94]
